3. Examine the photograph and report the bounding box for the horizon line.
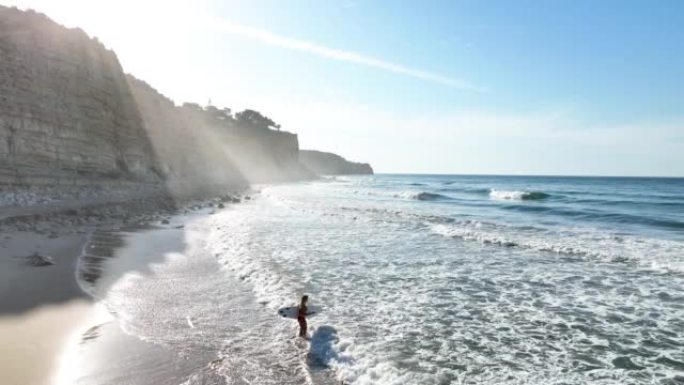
[372,172,684,179]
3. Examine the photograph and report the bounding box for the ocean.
[76,175,684,385]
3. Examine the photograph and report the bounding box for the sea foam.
[490,189,550,201]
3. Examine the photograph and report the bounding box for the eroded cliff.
[124,76,250,197]
[127,76,312,191]
[0,6,310,200]
[0,7,160,186]
[0,6,369,209]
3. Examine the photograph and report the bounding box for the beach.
[1,2,682,384]
[2,175,684,385]
[0,230,89,385]
[0,193,246,385]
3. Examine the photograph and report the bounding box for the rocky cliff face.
[0,6,369,206]
[0,7,161,186]
[0,6,311,200]
[299,150,374,175]
[127,76,312,190]
[125,76,250,196]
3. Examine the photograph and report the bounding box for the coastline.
[0,192,246,385]
[64,219,226,385]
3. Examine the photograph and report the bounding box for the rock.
[0,7,160,185]
[161,219,170,225]
[26,253,55,267]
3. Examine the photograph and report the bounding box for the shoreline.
[64,220,225,385]
[0,190,247,385]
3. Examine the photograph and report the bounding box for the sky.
[5,0,684,176]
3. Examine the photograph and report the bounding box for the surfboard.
[278,305,321,319]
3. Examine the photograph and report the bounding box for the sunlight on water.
[90,175,684,385]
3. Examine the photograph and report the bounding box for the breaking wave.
[354,189,451,201]
[490,189,550,201]
[430,222,684,273]
[408,192,448,201]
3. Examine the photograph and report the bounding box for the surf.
[489,189,550,201]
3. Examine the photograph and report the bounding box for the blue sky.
[7,0,684,175]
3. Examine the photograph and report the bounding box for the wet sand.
[0,231,94,385]
[0,211,222,385]
[0,300,98,385]
[0,190,252,385]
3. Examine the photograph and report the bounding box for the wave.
[490,189,550,201]
[354,189,451,201]
[410,192,448,201]
[327,196,684,274]
[430,223,684,273]
[391,191,450,201]
[498,204,684,230]
[436,186,490,195]
[563,197,684,208]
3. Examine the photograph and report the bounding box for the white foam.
[97,179,684,385]
[430,222,684,273]
[490,189,548,200]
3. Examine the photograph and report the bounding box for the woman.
[297,295,308,338]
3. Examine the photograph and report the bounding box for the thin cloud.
[204,16,485,92]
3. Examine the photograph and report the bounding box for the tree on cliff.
[204,105,234,122]
[221,108,233,119]
[235,109,278,130]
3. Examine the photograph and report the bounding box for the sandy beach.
[0,300,98,385]
[0,194,241,385]
[0,231,93,385]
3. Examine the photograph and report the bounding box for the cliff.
[0,6,313,202]
[0,7,161,187]
[127,76,312,189]
[124,76,249,196]
[299,150,374,175]
[0,6,370,210]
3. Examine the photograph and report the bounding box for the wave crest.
[430,223,684,273]
[395,191,448,201]
[414,192,447,201]
[490,189,550,201]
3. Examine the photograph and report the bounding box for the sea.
[73,175,684,385]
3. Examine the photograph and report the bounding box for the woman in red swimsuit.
[298,295,308,338]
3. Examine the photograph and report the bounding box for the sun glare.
[5,0,196,52]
